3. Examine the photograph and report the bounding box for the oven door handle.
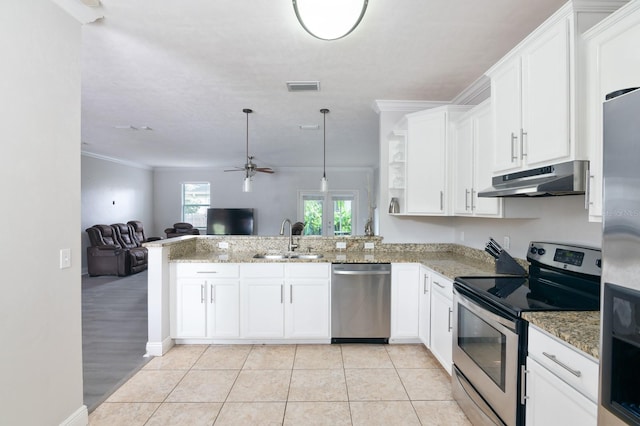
[454,289,518,333]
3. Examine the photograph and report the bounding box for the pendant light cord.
[321,108,329,179]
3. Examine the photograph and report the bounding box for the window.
[299,190,358,236]
[182,182,210,231]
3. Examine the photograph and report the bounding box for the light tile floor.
[89,344,471,426]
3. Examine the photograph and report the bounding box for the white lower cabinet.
[525,357,597,426]
[172,263,241,339]
[525,325,598,426]
[430,273,453,373]
[242,278,286,338]
[285,263,330,339]
[241,263,330,340]
[390,263,421,341]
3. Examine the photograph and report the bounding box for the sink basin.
[253,252,323,260]
[253,253,288,259]
[291,253,323,259]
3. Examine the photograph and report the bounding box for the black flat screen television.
[206,208,254,235]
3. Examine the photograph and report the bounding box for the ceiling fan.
[224,108,274,178]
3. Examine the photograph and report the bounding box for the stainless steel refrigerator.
[600,87,640,426]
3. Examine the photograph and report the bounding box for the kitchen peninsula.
[144,235,498,357]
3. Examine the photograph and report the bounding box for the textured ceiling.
[80,0,567,169]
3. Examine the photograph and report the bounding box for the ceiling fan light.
[243,176,252,193]
[293,0,368,40]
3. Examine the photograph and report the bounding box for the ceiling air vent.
[286,81,320,92]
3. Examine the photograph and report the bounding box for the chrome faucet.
[280,218,298,252]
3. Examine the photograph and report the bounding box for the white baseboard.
[60,405,88,426]
[145,336,174,356]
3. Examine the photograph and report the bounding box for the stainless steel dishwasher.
[331,263,391,344]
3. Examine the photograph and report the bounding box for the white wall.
[454,196,602,259]
[0,1,85,424]
[81,153,154,272]
[153,166,375,237]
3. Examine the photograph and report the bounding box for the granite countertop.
[169,250,498,281]
[522,311,600,359]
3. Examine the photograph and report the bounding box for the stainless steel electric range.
[452,241,602,426]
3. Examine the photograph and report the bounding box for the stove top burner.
[455,275,600,317]
[454,242,602,317]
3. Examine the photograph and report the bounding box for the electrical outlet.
[364,242,374,250]
[336,242,346,249]
[218,241,229,249]
[503,236,511,250]
[60,248,71,269]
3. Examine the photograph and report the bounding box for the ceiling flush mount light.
[320,108,329,192]
[293,0,368,41]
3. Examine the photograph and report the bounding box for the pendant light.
[293,0,368,41]
[242,108,253,192]
[320,108,329,192]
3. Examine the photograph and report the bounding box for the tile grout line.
[385,345,425,425]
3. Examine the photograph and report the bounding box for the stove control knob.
[530,247,538,254]
[537,248,546,256]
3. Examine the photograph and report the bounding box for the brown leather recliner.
[164,222,200,239]
[86,224,130,277]
[111,223,148,275]
[127,220,161,244]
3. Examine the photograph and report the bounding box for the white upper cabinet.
[406,105,472,215]
[452,100,502,217]
[487,0,625,175]
[584,1,640,221]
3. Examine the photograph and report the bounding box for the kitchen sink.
[292,253,323,259]
[253,253,323,260]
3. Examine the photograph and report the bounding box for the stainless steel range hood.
[477,160,588,197]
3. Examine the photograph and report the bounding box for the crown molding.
[81,151,152,170]
[372,100,449,114]
[450,75,491,105]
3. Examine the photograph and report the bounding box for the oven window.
[458,305,506,390]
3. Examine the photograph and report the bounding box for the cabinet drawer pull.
[210,284,214,303]
[542,352,582,377]
[197,271,218,274]
[511,132,518,161]
[448,307,453,332]
[200,284,205,303]
[433,281,445,289]
[424,274,429,294]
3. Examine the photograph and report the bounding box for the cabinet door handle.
[210,284,214,304]
[440,191,444,211]
[281,284,284,304]
[521,365,529,405]
[200,284,205,303]
[423,274,429,294]
[465,189,470,211]
[433,281,445,289]
[542,352,582,377]
[511,132,518,161]
[471,189,476,211]
[290,284,293,304]
[448,307,453,332]
[197,271,218,274]
[520,128,527,158]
